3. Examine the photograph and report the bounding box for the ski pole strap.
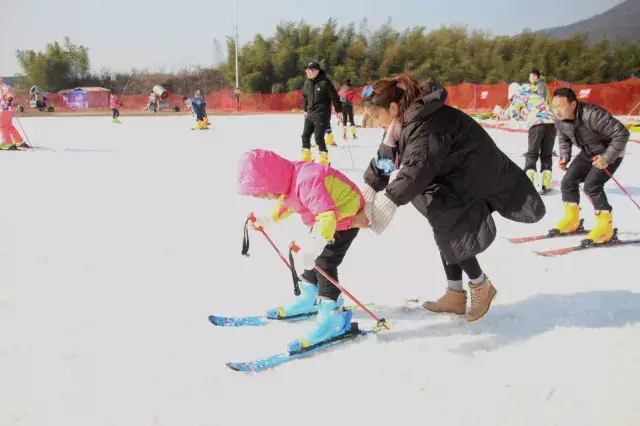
[287,245,302,296]
[241,217,251,257]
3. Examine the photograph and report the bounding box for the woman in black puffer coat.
[360,74,545,323]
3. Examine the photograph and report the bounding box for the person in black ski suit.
[359,74,546,323]
[549,87,629,245]
[300,61,342,165]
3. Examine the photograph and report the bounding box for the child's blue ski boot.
[287,297,353,353]
[265,282,319,320]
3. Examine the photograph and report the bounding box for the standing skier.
[496,82,556,193]
[301,61,342,165]
[237,149,366,351]
[529,68,549,102]
[360,75,545,322]
[183,96,208,130]
[549,87,629,245]
[339,79,357,140]
[0,95,25,149]
[110,94,121,124]
[195,89,210,126]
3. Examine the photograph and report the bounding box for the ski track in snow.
[1,115,639,426]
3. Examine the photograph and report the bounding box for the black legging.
[112,108,120,119]
[441,253,483,281]
[342,106,355,126]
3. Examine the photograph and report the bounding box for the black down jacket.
[364,85,546,264]
[554,101,629,165]
[302,70,342,123]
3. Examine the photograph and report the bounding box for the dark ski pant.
[301,228,359,301]
[112,108,119,119]
[302,117,328,153]
[561,150,624,212]
[342,106,355,127]
[193,105,206,121]
[524,123,556,172]
[441,253,483,281]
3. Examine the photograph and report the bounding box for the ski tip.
[208,315,223,326]
[225,361,249,372]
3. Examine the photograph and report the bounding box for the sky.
[2,0,624,77]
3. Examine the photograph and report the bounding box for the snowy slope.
[0,114,639,426]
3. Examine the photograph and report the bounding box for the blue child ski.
[208,303,375,327]
[208,312,314,327]
[225,323,377,372]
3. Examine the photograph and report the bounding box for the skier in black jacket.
[550,87,629,245]
[359,74,545,323]
[301,61,342,165]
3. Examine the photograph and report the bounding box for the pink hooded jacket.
[110,96,119,109]
[238,149,364,237]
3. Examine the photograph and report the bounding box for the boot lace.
[437,288,456,303]
[470,285,484,307]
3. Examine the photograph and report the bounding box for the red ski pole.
[242,213,301,295]
[289,241,390,331]
[244,213,292,268]
[603,168,640,212]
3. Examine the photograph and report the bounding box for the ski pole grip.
[248,212,264,232]
[289,241,301,253]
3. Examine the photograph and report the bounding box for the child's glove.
[293,233,327,271]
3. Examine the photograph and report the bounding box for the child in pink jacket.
[237,149,368,351]
[110,94,121,123]
[0,95,25,149]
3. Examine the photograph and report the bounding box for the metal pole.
[234,0,239,89]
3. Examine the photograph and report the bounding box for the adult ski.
[504,219,588,243]
[534,230,640,257]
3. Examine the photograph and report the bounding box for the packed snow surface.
[1,114,639,426]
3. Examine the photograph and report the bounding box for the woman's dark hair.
[531,68,541,78]
[362,74,422,124]
[553,87,577,103]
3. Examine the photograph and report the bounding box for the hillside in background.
[535,0,640,43]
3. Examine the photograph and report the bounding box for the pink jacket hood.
[237,149,294,196]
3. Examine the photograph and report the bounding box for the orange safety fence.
[6,77,640,116]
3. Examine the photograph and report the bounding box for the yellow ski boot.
[541,170,552,191]
[549,203,582,235]
[351,126,357,139]
[301,148,312,162]
[582,211,614,245]
[525,169,536,185]
[326,133,336,147]
[318,151,329,165]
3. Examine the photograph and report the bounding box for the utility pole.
[234,0,240,111]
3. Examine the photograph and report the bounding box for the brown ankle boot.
[467,277,497,323]
[422,288,467,315]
